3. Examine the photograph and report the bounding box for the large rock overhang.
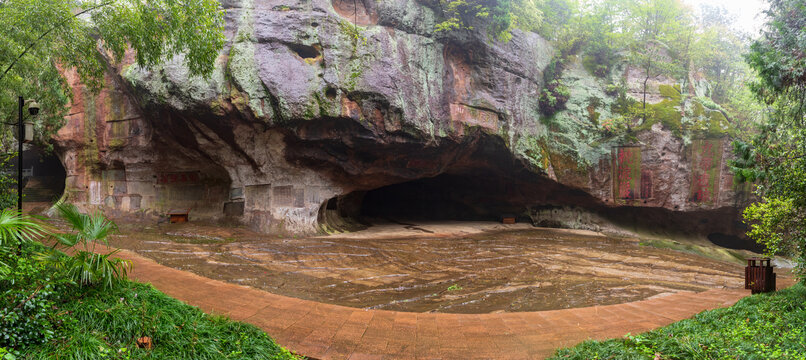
[51,0,752,241]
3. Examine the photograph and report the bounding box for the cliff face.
[54,0,750,237]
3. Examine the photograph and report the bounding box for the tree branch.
[0,1,115,83]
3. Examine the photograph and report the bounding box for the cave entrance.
[310,134,601,231]
[8,147,67,212]
[359,172,526,222]
[319,170,533,232]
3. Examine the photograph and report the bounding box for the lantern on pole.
[23,120,34,143]
[24,100,39,143]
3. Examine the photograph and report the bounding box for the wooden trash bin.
[167,209,190,223]
[745,257,776,294]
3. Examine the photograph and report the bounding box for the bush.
[582,42,618,78]
[599,115,630,135]
[0,244,74,349]
[605,82,626,97]
[539,79,571,115]
[1,283,60,348]
[744,197,806,279]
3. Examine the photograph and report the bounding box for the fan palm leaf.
[55,203,117,247]
[48,204,130,288]
[0,209,45,247]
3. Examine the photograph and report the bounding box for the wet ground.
[109,222,745,314]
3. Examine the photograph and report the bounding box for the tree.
[737,0,806,280]
[577,0,631,76]
[0,0,226,152]
[537,0,579,54]
[699,3,731,28]
[627,0,688,114]
[433,0,542,41]
[690,5,750,103]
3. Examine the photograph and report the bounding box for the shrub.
[583,41,618,78]
[37,204,131,289]
[1,283,60,348]
[605,83,624,97]
[0,210,45,248]
[0,244,73,349]
[0,207,295,358]
[23,282,299,359]
[599,116,629,135]
[539,79,571,115]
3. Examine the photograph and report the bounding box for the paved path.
[115,248,787,360]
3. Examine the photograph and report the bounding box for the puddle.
[110,223,744,313]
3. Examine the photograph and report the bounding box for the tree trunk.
[643,57,652,118]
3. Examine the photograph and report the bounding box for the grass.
[2,209,298,360]
[638,238,748,265]
[550,283,806,360]
[18,281,299,359]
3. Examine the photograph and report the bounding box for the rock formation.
[53,0,751,239]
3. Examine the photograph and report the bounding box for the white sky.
[681,0,768,35]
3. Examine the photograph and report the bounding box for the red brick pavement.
[115,248,792,360]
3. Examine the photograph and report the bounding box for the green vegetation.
[20,281,298,359]
[0,154,16,210]
[39,204,132,289]
[338,20,367,50]
[0,209,296,359]
[627,0,689,113]
[431,0,542,41]
[0,0,225,152]
[638,238,747,265]
[538,0,806,355]
[539,79,571,115]
[551,284,806,359]
[506,0,757,169]
[732,0,806,281]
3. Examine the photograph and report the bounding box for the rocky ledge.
[53,0,751,242]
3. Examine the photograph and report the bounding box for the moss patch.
[650,99,684,133]
[658,84,682,101]
[514,135,549,170]
[693,100,706,117]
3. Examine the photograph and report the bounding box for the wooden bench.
[167,209,190,223]
[501,214,516,224]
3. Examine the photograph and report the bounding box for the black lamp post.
[7,97,39,212]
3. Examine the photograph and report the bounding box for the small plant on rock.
[599,115,630,136]
[539,79,571,115]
